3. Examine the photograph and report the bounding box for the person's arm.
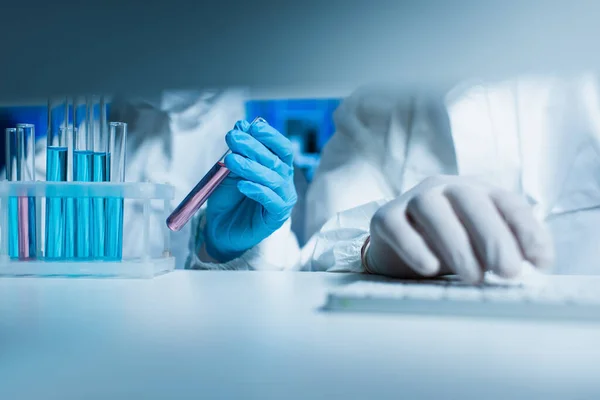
[303,84,457,271]
[185,208,300,271]
[304,133,393,243]
[302,85,416,271]
[304,86,408,242]
[303,175,554,282]
[185,118,301,271]
[303,84,554,279]
[110,89,300,269]
[300,199,387,273]
[305,83,460,243]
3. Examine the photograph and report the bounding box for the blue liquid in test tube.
[45,97,69,259]
[45,146,68,258]
[73,149,93,258]
[91,96,109,259]
[8,197,18,258]
[106,122,127,260]
[105,196,123,260]
[64,197,75,258]
[70,97,94,259]
[91,152,107,258]
[6,128,18,258]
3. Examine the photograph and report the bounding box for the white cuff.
[305,199,389,273]
[185,210,256,270]
[184,210,300,271]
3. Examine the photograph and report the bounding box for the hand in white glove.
[367,176,554,283]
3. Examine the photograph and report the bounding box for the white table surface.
[0,271,599,400]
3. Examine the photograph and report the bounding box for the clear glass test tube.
[63,126,76,259]
[91,95,108,259]
[73,96,93,182]
[72,97,93,259]
[166,117,266,232]
[45,98,69,259]
[64,97,84,259]
[15,123,36,260]
[5,128,19,258]
[106,122,127,260]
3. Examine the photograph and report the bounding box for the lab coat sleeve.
[304,133,392,243]
[304,86,402,241]
[185,209,301,271]
[303,84,458,271]
[300,199,389,272]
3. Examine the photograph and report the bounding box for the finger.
[444,185,523,278]
[235,119,294,166]
[224,153,294,200]
[490,190,555,269]
[237,181,292,225]
[407,190,484,284]
[226,130,292,177]
[370,204,441,277]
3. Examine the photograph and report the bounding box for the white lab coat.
[115,89,301,270]
[35,89,300,269]
[304,75,600,275]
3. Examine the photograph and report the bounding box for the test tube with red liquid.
[166,117,266,232]
[15,124,37,260]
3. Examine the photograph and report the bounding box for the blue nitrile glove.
[204,119,297,262]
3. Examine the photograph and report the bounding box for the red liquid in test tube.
[17,196,31,259]
[166,117,266,232]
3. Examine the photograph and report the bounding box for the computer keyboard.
[324,272,600,322]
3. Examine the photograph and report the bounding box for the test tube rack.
[0,181,175,278]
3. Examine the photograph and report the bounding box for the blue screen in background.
[0,99,341,176]
[245,98,341,152]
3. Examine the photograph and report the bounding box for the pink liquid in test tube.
[166,117,266,232]
[17,196,31,259]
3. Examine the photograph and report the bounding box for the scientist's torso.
[388,75,600,274]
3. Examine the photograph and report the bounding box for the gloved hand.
[203,119,297,262]
[367,176,554,283]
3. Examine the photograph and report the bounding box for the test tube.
[5,128,18,258]
[106,122,127,260]
[45,98,69,259]
[63,97,82,258]
[72,97,93,259]
[63,126,76,259]
[91,95,108,259]
[15,123,37,260]
[166,117,266,232]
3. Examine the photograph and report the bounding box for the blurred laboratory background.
[0,97,340,181]
[0,97,340,245]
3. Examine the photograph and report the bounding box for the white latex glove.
[367,176,554,283]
